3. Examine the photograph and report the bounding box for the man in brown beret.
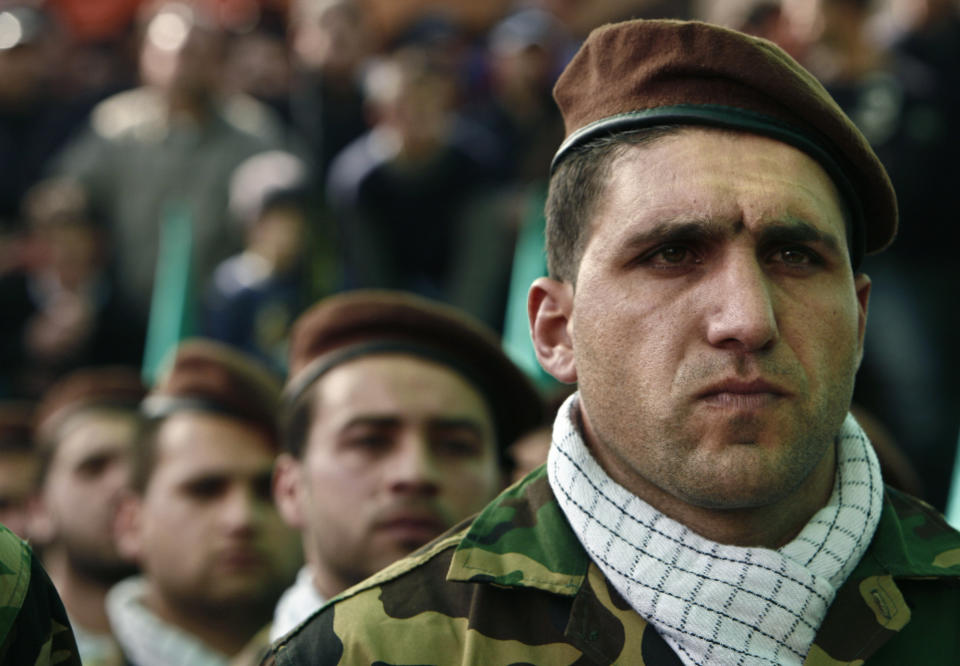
[267,289,543,640]
[110,339,300,666]
[263,19,960,666]
[30,367,145,666]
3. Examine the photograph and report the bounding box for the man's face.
[278,354,502,597]
[538,129,869,512]
[41,410,138,578]
[126,412,300,615]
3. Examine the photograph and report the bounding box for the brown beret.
[0,403,35,453]
[551,19,897,265]
[35,367,145,445]
[285,290,543,448]
[144,338,282,443]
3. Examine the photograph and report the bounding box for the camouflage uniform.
[264,467,960,665]
[0,524,81,665]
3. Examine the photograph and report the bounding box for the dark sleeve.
[0,550,81,665]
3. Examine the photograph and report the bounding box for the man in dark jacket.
[264,19,960,665]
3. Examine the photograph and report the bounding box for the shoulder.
[267,469,595,665]
[90,88,167,142]
[0,526,81,665]
[872,487,960,576]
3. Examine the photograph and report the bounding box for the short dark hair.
[545,126,686,284]
[281,384,316,460]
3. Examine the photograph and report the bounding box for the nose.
[704,253,779,352]
[385,432,441,498]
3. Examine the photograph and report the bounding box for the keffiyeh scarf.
[548,394,883,665]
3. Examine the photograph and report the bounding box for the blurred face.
[126,412,299,617]
[278,355,502,597]
[41,410,137,578]
[0,451,39,539]
[534,129,869,515]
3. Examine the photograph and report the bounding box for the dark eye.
[183,477,227,500]
[76,455,111,479]
[658,246,689,263]
[773,246,822,267]
[431,427,485,459]
[347,433,391,450]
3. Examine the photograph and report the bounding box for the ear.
[113,490,144,563]
[528,277,577,384]
[853,272,871,364]
[273,453,306,530]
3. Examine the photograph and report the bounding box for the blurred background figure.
[30,367,145,666]
[111,339,301,665]
[326,44,499,309]
[204,150,315,373]
[287,0,372,183]
[50,0,285,323]
[0,3,94,234]
[0,402,40,539]
[0,178,144,400]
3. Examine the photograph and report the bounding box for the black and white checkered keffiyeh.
[548,393,883,666]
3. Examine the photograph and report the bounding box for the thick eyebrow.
[756,217,844,255]
[427,419,487,437]
[619,216,843,255]
[619,218,725,252]
[340,415,401,431]
[339,415,488,439]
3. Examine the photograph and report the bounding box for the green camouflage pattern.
[0,525,81,665]
[264,467,960,665]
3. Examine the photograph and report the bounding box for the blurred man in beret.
[264,19,960,666]
[268,290,542,640]
[111,339,300,666]
[30,367,145,666]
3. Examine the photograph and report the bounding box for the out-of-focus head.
[488,8,564,95]
[115,339,299,619]
[362,46,457,154]
[275,290,542,596]
[138,1,225,97]
[228,150,310,271]
[23,178,105,289]
[31,366,145,579]
[290,0,371,77]
[0,403,39,539]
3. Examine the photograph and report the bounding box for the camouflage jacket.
[0,525,81,665]
[264,467,960,665]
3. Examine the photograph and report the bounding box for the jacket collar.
[447,465,588,595]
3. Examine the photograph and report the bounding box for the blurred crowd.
[0,0,958,661]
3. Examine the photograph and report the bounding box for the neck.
[42,547,114,635]
[587,429,837,549]
[142,584,269,657]
[308,562,348,602]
